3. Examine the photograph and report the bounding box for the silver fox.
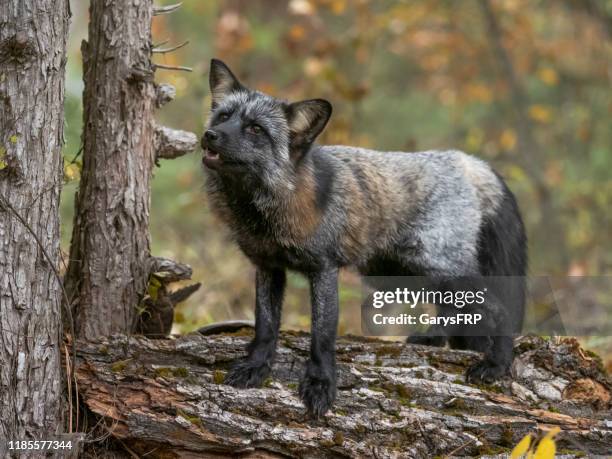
[201,59,527,417]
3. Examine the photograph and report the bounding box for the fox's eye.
[247,124,263,135]
[217,113,230,122]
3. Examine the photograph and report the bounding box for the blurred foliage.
[61,0,611,362]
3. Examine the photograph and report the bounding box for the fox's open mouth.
[202,148,221,168]
[203,148,245,170]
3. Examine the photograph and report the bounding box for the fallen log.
[74,333,611,458]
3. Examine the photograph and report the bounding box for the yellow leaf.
[542,427,560,439]
[528,105,552,123]
[63,163,81,181]
[330,0,346,15]
[289,25,306,41]
[500,129,517,151]
[0,147,7,170]
[147,276,163,301]
[465,127,484,151]
[510,434,532,459]
[537,67,558,86]
[533,437,556,459]
[466,83,493,103]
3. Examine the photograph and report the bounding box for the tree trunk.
[74,332,611,458]
[64,0,198,340]
[479,0,568,271]
[0,0,70,448]
[64,0,157,338]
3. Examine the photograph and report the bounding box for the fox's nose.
[205,129,218,141]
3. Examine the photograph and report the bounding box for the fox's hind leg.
[225,268,285,388]
[465,335,513,383]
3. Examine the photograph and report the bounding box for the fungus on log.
[74,333,611,458]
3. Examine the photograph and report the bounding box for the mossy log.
[74,332,611,458]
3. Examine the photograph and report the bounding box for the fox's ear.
[286,99,332,153]
[209,59,244,107]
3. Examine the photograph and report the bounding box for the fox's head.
[201,59,332,182]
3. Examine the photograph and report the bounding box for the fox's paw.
[406,333,446,347]
[465,359,508,384]
[224,359,271,388]
[299,364,336,418]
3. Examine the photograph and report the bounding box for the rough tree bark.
[75,332,611,458]
[0,0,70,447]
[64,0,197,339]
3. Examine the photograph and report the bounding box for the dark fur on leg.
[225,359,272,388]
[466,335,514,383]
[225,268,285,388]
[299,267,338,417]
[299,361,337,418]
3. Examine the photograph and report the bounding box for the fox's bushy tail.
[477,174,528,333]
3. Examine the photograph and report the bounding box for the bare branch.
[152,38,170,48]
[153,2,183,16]
[153,63,192,72]
[154,125,198,160]
[155,83,176,108]
[152,40,189,54]
[149,256,193,282]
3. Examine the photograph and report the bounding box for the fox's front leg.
[299,266,339,417]
[225,268,285,388]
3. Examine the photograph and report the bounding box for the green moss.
[374,344,403,357]
[154,367,173,378]
[319,438,335,447]
[442,397,470,415]
[263,377,274,387]
[367,384,385,393]
[221,327,254,337]
[154,367,189,379]
[584,349,605,372]
[98,345,109,356]
[477,443,509,456]
[173,367,189,378]
[398,362,417,368]
[213,369,226,384]
[333,431,344,446]
[395,384,412,399]
[287,382,298,390]
[177,409,202,428]
[335,408,348,416]
[469,381,503,393]
[110,359,130,373]
[374,359,383,366]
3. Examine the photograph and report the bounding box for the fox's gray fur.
[201,59,527,417]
